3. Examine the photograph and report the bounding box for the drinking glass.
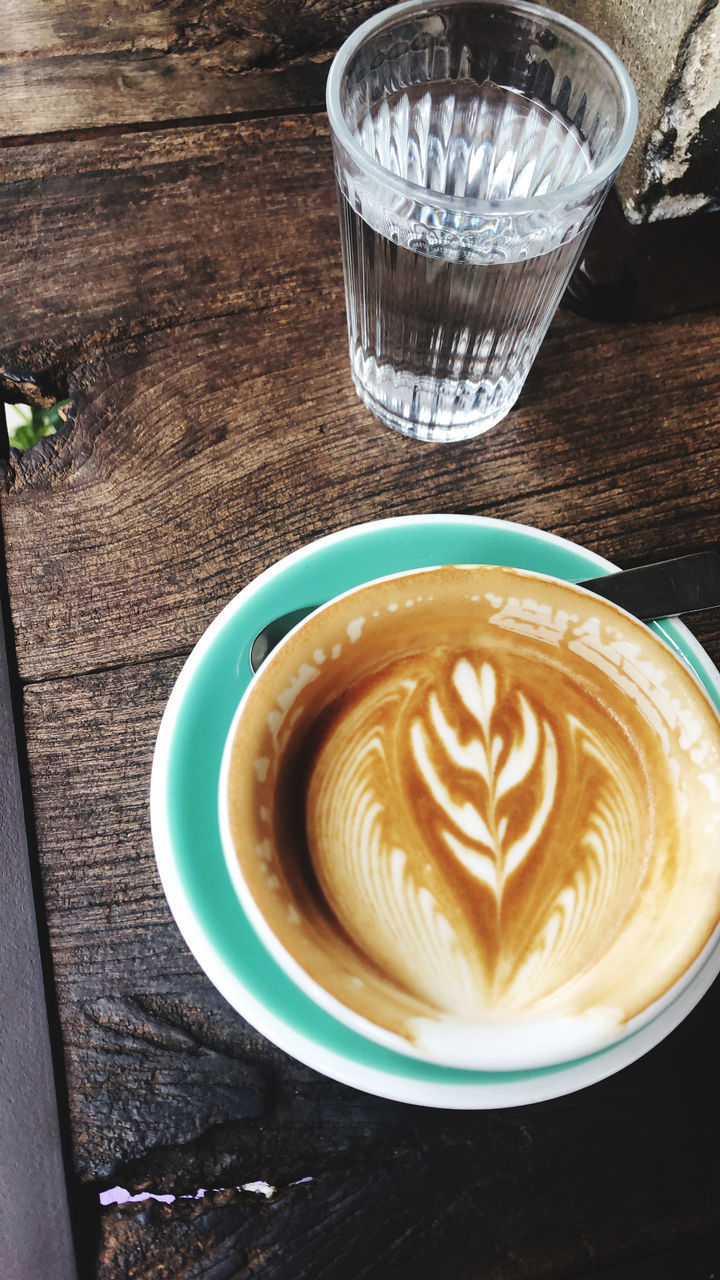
[326,0,637,443]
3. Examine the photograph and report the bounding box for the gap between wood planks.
[18,643,197,689]
[0,101,329,151]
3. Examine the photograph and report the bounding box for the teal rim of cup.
[151,515,720,1089]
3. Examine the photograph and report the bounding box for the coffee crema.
[222,566,720,1068]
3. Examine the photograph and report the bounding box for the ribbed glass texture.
[327,0,637,442]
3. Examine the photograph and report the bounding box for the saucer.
[150,515,720,1107]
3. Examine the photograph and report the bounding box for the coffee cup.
[218,565,720,1071]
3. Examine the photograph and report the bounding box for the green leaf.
[6,399,70,450]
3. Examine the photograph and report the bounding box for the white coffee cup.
[219,565,720,1071]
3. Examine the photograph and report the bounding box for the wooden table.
[2,12,720,1278]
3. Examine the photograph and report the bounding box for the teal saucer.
[150,515,720,1107]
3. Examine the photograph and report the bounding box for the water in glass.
[339,80,593,442]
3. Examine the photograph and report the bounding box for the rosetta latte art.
[306,652,651,1018]
[412,658,558,899]
[225,564,720,1064]
[223,564,720,1064]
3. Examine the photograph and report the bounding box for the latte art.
[222,565,720,1068]
[307,649,657,1020]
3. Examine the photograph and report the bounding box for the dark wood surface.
[0,472,77,1280]
[0,1,388,138]
[1,28,720,1280]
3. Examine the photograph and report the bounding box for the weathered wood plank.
[0,1,382,138]
[21,660,720,1276]
[97,1185,720,1280]
[21,652,291,1185]
[2,295,720,684]
[574,1234,720,1280]
[0,113,338,402]
[0,547,78,1278]
[21,654,720,1277]
[0,0,716,231]
[0,115,718,406]
[1,84,718,1280]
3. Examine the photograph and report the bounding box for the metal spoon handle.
[249,550,720,673]
[579,550,720,619]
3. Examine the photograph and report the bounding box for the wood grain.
[1,115,718,405]
[0,550,78,1280]
[2,67,720,1280]
[0,1,385,138]
[22,653,720,1279]
[97,1190,720,1280]
[0,113,338,403]
[2,294,720,684]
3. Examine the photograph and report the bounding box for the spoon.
[249,549,720,673]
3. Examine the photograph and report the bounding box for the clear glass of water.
[326,0,637,443]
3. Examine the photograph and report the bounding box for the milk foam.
[305,650,653,1019]
[224,567,720,1067]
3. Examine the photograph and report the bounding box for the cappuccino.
[221,566,720,1068]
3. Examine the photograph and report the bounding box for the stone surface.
[558,0,720,221]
